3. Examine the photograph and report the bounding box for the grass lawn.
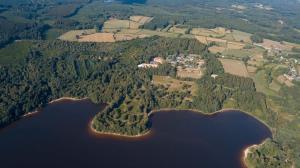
[219,58,249,77]
[45,28,66,40]
[58,29,96,41]
[152,75,197,97]
[222,47,264,58]
[253,70,279,97]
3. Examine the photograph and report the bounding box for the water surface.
[0,99,271,168]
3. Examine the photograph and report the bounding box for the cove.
[0,99,271,168]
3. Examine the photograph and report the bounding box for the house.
[211,74,218,79]
[138,63,158,68]
[153,57,165,64]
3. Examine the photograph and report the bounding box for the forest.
[0,37,205,131]
[0,36,269,137]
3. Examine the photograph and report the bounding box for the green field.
[0,41,33,65]
[45,28,67,40]
[253,70,279,97]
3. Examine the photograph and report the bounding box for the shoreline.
[21,97,87,118]
[48,97,88,104]
[18,97,272,167]
[22,110,39,118]
[242,140,268,168]
[148,108,272,131]
[88,120,151,138]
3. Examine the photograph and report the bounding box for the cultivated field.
[102,19,141,31]
[78,33,115,42]
[195,36,208,44]
[277,75,294,87]
[152,75,197,96]
[208,46,226,53]
[219,58,249,77]
[77,32,150,42]
[103,16,153,32]
[247,66,258,74]
[257,39,293,51]
[227,41,245,49]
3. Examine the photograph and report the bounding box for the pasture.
[227,30,252,43]
[58,29,96,41]
[78,33,116,42]
[219,58,249,77]
[222,46,265,59]
[129,15,153,25]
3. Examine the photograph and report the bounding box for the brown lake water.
[0,99,271,168]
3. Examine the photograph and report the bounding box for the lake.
[0,99,271,168]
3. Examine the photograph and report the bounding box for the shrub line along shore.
[89,120,151,138]
[21,97,87,118]
[242,140,268,167]
[20,97,272,167]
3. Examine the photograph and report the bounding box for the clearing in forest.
[152,75,198,97]
[177,67,203,79]
[219,58,249,77]
[168,26,188,34]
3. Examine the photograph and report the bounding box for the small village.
[138,54,205,79]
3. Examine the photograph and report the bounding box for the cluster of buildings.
[166,53,204,69]
[138,57,165,68]
[254,3,273,10]
[284,65,300,81]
